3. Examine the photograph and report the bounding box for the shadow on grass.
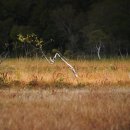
[0,77,10,89]
[0,78,130,90]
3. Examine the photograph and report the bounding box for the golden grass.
[0,58,130,130]
[0,89,130,130]
[0,58,130,88]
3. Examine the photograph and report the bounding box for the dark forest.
[0,0,130,58]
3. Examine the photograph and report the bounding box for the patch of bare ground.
[0,87,130,130]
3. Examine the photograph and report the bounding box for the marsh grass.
[0,88,130,130]
[0,58,130,130]
[0,58,130,88]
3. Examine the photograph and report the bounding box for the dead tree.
[40,48,78,78]
[17,34,78,78]
[96,42,102,60]
[51,53,78,77]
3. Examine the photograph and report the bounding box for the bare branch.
[17,37,78,78]
[40,47,78,77]
[50,53,78,78]
[41,50,53,64]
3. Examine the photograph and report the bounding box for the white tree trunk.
[50,53,78,78]
[96,44,101,60]
[25,44,78,78]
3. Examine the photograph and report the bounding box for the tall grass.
[0,58,130,130]
[0,88,130,130]
[0,58,129,88]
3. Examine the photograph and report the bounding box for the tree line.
[0,0,130,58]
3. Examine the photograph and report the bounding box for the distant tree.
[17,33,44,57]
[0,18,13,43]
[51,5,86,52]
[87,0,130,56]
[87,29,109,59]
[0,0,130,57]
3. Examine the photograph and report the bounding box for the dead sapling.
[18,34,78,78]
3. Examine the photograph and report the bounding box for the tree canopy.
[0,0,130,57]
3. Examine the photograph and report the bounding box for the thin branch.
[41,49,53,64]
[21,42,78,78]
[50,53,78,78]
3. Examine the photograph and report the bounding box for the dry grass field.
[0,58,130,130]
[0,58,130,88]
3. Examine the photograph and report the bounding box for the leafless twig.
[22,42,78,78]
[50,53,78,78]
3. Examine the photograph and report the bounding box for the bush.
[64,50,73,58]
[51,49,59,55]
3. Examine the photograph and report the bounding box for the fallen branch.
[40,47,78,78]
[17,34,78,78]
[48,52,78,78]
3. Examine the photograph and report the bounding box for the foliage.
[17,34,44,48]
[87,29,109,44]
[0,0,129,57]
[64,50,73,57]
[51,49,59,55]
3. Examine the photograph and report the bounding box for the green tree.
[87,0,130,56]
[83,28,109,59]
[52,5,86,52]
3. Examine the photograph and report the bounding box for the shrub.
[64,50,73,58]
[51,49,59,55]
